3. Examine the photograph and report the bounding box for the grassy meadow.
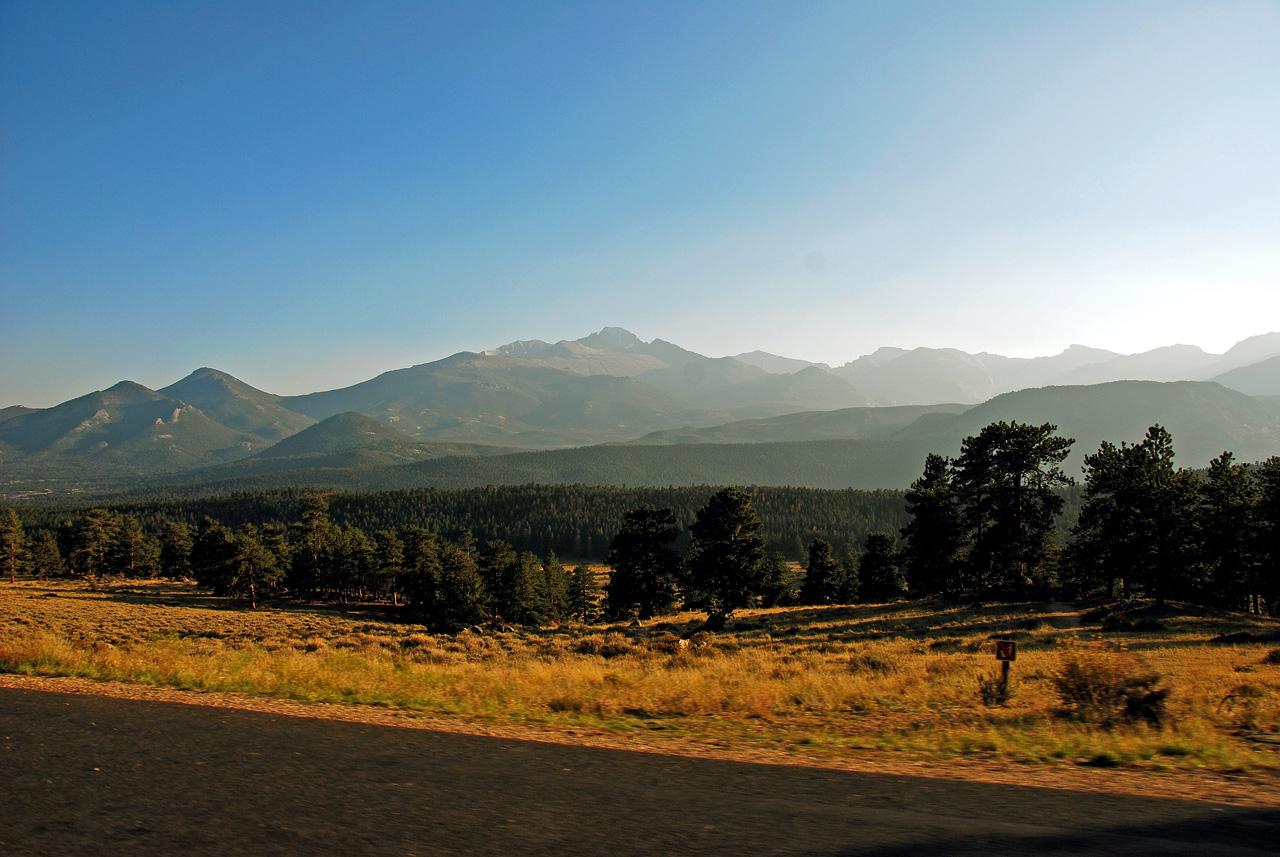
[3,577,1280,774]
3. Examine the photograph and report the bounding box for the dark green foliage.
[160,522,193,579]
[567,564,601,622]
[605,505,681,619]
[953,421,1073,594]
[900,453,965,596]
[325,523,376,602]
[289,494,332,598]
[1200,452,1256,610]
[478,539,518,618]
[757,553,799,607]
[683,488,768,624]
[541,551,570,622]
[220,524,285,608]
[838,547,860,603]
[191,517,234,589]
[401,526,444,617]
[108,514,159,578]
[1257,457,1280,614]
[70,508,118,577]
[858,532,905,602]
[436,536,489,629]
[10,484,907,564]
[800,539,843,605]
[505,551,550,626]
[0,508,23,583]
[372,529,405,605]
[26,531,64,580]
[1068,426,1201,603]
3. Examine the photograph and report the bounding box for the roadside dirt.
[5,672,1278,809]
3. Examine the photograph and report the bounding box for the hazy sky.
[3,1,1278,407]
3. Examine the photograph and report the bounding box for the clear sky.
[3,0,1278,407]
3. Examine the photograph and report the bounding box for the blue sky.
[3,1,1278,407]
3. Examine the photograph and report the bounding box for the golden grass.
[3,579,1279,773]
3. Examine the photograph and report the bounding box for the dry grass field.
[3,578,1280,781]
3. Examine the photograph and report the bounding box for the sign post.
[995,639,1017,697]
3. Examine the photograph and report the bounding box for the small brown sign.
[995,640,1017,662]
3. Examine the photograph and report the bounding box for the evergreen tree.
[1254,457,1280,615]
[505,551,550,625]
[479,539,518,621]
[258,523,292,582]
[109,514,154,578]
[858,532,905,602]
[402,526,443,617]
[800,538,842,605]
[837,546,860,603]
[0,508,24,583]
[541,550,570,622]
[567,564,601,622]
[757,553,799,607]
[373,529,405,604]
[191,517,234,589]
[900,453,965,595]
[160,521,193,579]
[683,487,768,627]
[1200,452,1256,610]
[326,523,375,601]
[221,524,284,609]
[954,422,1073,595]
[71,508,119,577]
[290,494,332,598]
[605,505,681,619]
[27,531,64,580]
[1069,426,1200,603]
[436,535,488,629]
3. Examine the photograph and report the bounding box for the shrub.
[1051,643,1169,726]
[647,633,685,655]
[576,632,633,658]
[849,651,897,675]
[977,672,1016,706]
[1096,610,1165,633]
[1099,611,1129,632]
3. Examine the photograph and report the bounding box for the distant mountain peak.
[577,327,644,352]
[486,339,553,358]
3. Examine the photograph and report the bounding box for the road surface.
[2,687,1276,855]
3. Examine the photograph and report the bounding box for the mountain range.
[3,327,1279,497]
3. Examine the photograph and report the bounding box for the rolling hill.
[159,368,316,440]
[0,381,267,491]
[1210,355,1280,397]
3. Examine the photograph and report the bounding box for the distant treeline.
[94,437,941,495]
[6,484,912,562]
